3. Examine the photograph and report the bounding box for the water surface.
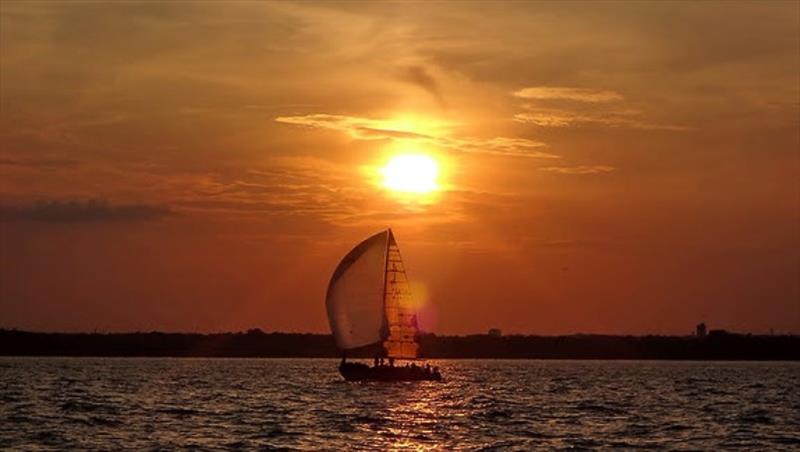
[1,358,798,449]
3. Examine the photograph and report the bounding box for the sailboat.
[326,228,442,382]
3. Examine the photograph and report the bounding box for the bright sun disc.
[381,154,439,194]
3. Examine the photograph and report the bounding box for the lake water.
[1,358,798,450]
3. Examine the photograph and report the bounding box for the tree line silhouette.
[1,329,797,360]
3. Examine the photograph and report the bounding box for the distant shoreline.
[2,329,798,360]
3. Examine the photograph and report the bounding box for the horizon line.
[1,327,797,338]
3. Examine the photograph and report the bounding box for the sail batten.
[325,229,420,358]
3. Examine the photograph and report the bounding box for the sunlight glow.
[381,154,440,194]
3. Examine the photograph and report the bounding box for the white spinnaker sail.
[326,230,390,350]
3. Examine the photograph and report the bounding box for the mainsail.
[382,230,419,359]
[325,229,420,359]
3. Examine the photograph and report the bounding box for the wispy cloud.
[445,136,556,159]
[512,87,690,131]
[513,87,623,103]
[275,114,435,140]
[171,156,378,226]
[0,199,172,222]
[276,114,558,158]
[538,165,616,175]
[0,158,80,169]
[173,156,502,229]
[399,65,446,108]
[514,110,690,131]
[275,114,378,135]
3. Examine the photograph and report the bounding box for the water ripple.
[0,358,798,449]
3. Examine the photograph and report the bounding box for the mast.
[382,229,420,359]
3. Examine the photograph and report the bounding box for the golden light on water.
[381,154,440,194]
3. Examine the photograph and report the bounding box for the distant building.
[488,328,502,337]
[696,323,707,338]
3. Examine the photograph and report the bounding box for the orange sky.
[1,1,798,334]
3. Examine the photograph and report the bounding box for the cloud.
[276,114,558,158]
[538,165,616,175]
[174,156,362,223]
[513,87,623,103]
[274,114,367,133]
[541,239,602,248]
[513,112,575,127]
[514,111,690,131]
[511,86,690,131]
[0,199,172,222]
[353,127,433,140]
[275,114,433,140]
[399,66,446,108]
[0,158,79,169]
[514,104,691,131]
[176,156,482,228]
[445,136,557,159]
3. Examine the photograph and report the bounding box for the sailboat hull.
[339,362,442,382]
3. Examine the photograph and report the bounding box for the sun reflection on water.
[364,379,451,450]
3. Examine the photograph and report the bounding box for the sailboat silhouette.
[326,229,441,381]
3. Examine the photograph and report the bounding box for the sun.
[380,154,440,194]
